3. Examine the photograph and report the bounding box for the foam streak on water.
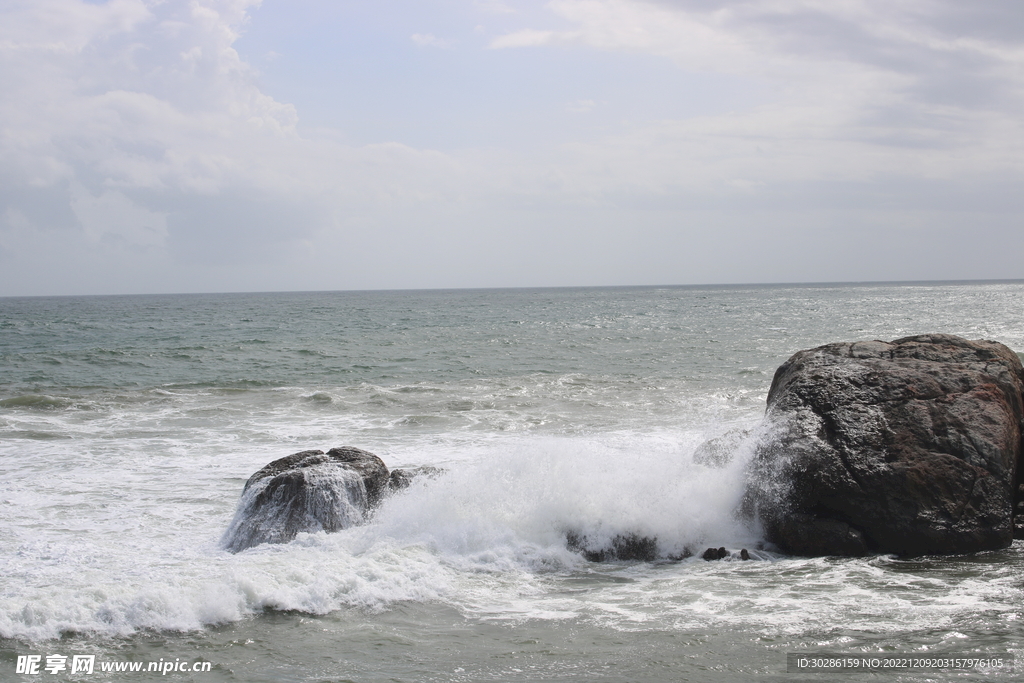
[2,283,1023,681]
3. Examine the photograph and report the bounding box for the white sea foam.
[3,284,1023,660]
[6,422,1019,645]
[1,427,761,640]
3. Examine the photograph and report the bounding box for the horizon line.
[3,278,1024,300]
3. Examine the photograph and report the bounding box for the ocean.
[1,282,1022,682]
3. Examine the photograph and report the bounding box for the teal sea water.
[1,282,1023,681]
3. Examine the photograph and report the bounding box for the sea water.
[1,283,1022,682]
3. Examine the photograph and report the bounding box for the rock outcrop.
[745,334,1024,557]
[222,447,391,552]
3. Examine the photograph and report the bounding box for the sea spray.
[369,431,765,566]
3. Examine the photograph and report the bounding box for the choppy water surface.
[1,283,1022,681]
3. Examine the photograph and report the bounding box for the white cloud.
[70,182,168,248]
[411,33,453,49]
[491,0,747,69]
[0,0,151,52]
[0,0,300,193]
[0,0,1021,294]
[488,0,1024,181]
[490,28,562,48]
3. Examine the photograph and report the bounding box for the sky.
[1,0,1022,296]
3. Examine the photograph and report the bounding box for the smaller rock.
[740,549,750,561]
[702,547,728,561]
[693,429,751,467]
[222,446,390,553]
[566,532,659,562]
[389,469,414,490]
[389,465,444,491]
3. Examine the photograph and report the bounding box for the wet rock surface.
[565,532,660,562]
[389,465,444,491]
[701,546,728,561]
[223,447,391,552]
[565,533,757,563]
[745,334,1024,557]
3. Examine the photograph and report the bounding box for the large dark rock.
[745,334,1024,557]
[222,447,390,552]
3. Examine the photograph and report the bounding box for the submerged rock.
[700,547,752,561]
[565,532,660,562]
[564,534,759,563]
[701,546,728,561]
[745,334,1024,557]
[693,429,751,468]
[388,465,444,491]
[222,447,390,553]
